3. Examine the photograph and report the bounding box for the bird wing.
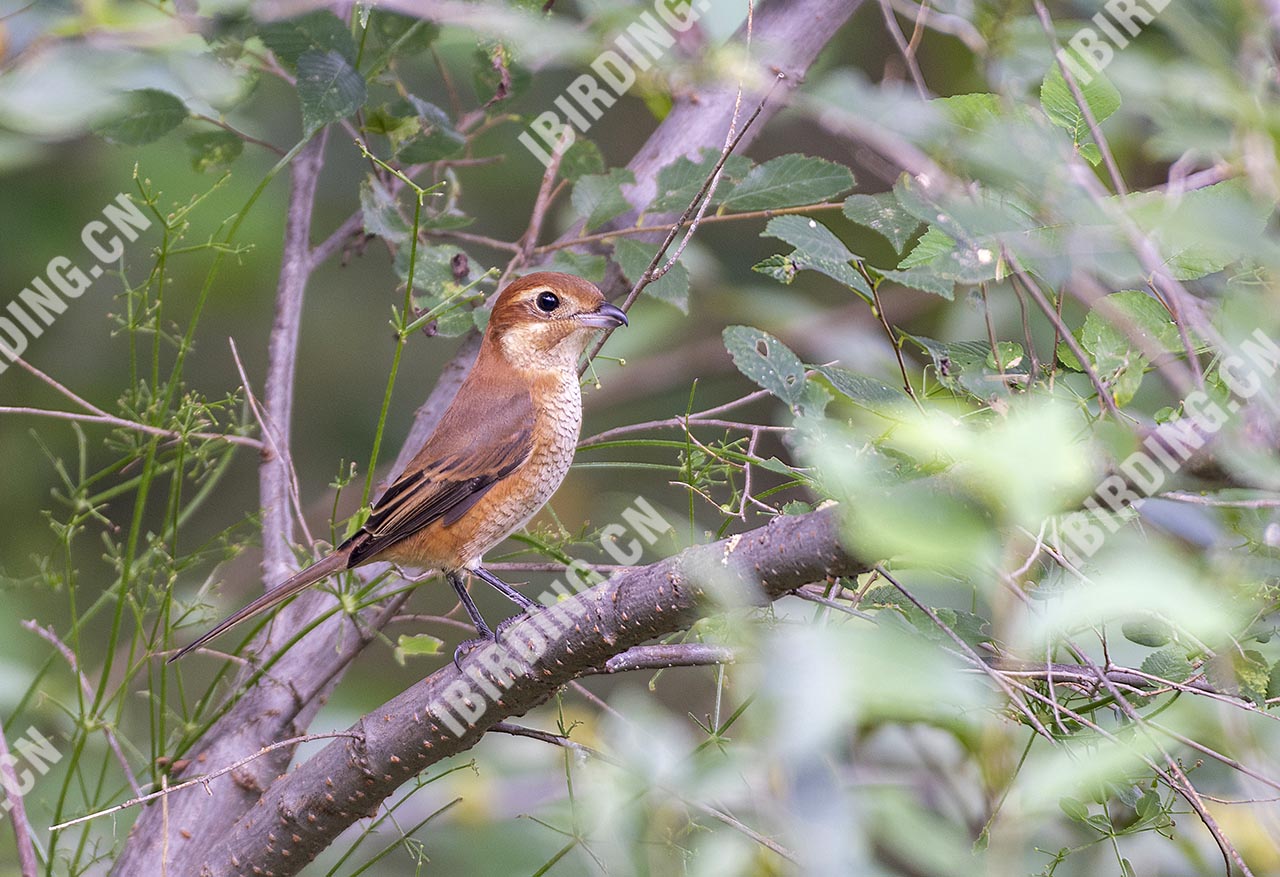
[343,377,535,567]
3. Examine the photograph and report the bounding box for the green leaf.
[396,246,486,337]
[394,633,444,664]
[370,11,439,55]
[96,89,188,146]
[360,176,410,243]
[1126,180,1272,280]
[297,50,368,134]
[815,365,910,418]
[905,336,1027,400]
[614,238,689,313]
[723,326,806,406]
[650,149,752,212]
[551,250,607,283]
[1140,647,1193,684]
[186,130,243,173]
[933,93,1003,131]
[764,215,855,264]
[1267,659,1280,700]
[385,96,463,163]
[752,253,799,285]
[1059,797,1089,823]
[842,192,922,253]
[261,11,357,67]
[721,155,854,211]
[560,139,605,182]
[1041,53,1120,154]
[572,168,635,232]
[1060,291,1183,406]
[1122,619,1172,648]
[875,268,955,300]
[899,226,957,269]
[761,216,872,298]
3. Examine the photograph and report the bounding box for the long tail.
[168,549,352,663]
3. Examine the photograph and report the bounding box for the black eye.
[535,291,560,312]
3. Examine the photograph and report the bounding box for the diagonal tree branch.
[204,506,864,875]
[116,4,863,873]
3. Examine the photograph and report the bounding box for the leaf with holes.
[722,154,854,211]
[723,326,806,406]
[297,50,368,133]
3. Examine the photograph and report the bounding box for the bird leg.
[449,568,538,668]
[472,566,538,611]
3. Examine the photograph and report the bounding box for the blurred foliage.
[2,0,1280,875]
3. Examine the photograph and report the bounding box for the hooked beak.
[577,301,629,328]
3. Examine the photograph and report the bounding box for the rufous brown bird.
[170,272,626,663]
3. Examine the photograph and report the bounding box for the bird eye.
[535,291,560,312]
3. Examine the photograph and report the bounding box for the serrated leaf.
[723,325,806,405]
[1041,52,1120,153]
[761,216,872,298]
[297,50,368,133]
[551,250,606,282]
[572,168,635,232]
[764,215,856,263]
[1146,642,1192,686]
[186,130,243,173]
[614,238,688,313]
[721,154,854,211]
[842,192,922,253]
[1061,291,1182,406]
[560,139,605,181]
[649,150,752,212]
[815,365,910,418]
[360,176,410,243]
[875,268,955,300]
[1126,180,1272,280]
[261,11,357,67]
[899,226,955,269]
[96,89,188,146]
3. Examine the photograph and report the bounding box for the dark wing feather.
[342,367,535,567]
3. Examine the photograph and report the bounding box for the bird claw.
[450,612,528,670]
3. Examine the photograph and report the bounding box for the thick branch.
[204,507,864,875]
[119,4,861,873]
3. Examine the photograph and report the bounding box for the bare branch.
[204,507,863,874]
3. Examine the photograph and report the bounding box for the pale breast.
[451,372,583,566]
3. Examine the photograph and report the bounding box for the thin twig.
[0,406,262,449]
[22,620,143,797]
[0,713,38,877]
[48,732,361,832]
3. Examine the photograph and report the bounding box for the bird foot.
[450,612,529,670]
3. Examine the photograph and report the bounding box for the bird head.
[486,271,628,370]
